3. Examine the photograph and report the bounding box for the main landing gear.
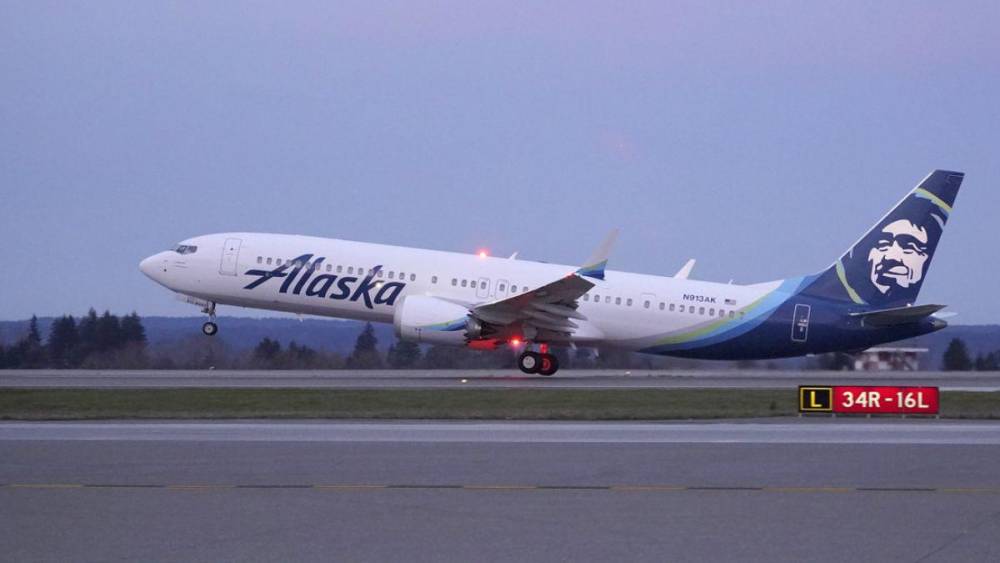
[517,345,559,376]
[201,302,218,336]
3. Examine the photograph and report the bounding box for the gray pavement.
[4,368,1000,390]
[3,420,1000,444]
[3,420,1000,562]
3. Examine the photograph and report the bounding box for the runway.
[3,420,1000,562]
[4,368,1000,390]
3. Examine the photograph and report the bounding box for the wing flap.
[472,272,593,336]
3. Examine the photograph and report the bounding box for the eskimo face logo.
[867,219,930,294]
[243,253,404,309]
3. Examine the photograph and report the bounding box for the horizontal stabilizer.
[849,304,946,327]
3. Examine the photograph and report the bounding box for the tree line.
[0,310,147,369]
[942,338,1000,371]
[0,313,647,370]
[4,313,997,371]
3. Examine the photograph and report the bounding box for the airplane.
[140,170,963,376]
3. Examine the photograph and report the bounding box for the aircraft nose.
[139,253,163,279]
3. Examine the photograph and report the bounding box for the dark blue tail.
[801,170,964,309]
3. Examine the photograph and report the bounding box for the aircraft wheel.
[538,353,559,376]
[518,351,541,374]
[202,321,218,336]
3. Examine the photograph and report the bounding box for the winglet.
[674,258,696,279]
[577,229,619,280]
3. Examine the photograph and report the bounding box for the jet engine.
[393,295,485,345]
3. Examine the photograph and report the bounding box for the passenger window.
[461,280,468,287]
[326,264,332,272]
[669,304,676,312]
[410,274,416,282]
[709,308,715,316]
[582,294,588,301]
[679,305,685,313]
[347,267,354,274]
[399,272,405,280]
[644,300,651,309]
[358,268,364,276]
[499,283,506,292]
[730,311,736,318]
[451,278,457,286]
[719,309,725,318]
[659,302,665,310]
[337,265,343,273]
[690,307,696,314]
[626,298,633,306]
[266,258,273,265]
[605,296,611,303]
[511,285,518,292]
[432,276,438,284]
[699,307,705,315]
[388,271,395,279]
[257,257,262,264]
[376,270,383,278]
[615,297,621,305]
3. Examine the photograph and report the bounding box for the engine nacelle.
[393,295,479,345]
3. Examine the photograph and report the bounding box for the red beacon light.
[510,338,521,347]
[477,249,488,259]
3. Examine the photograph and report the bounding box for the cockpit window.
[173,244,198,255]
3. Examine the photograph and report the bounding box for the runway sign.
[799,387,833,412]
[799,386,939,415]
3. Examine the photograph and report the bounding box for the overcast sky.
[2,1,998,322]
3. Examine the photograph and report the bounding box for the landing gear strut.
[201,302,218,336]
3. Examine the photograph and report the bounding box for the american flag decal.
[725,298,737,306]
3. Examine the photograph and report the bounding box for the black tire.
[518,351,541,374]
[538,353,559,376]
[202,321,218,336]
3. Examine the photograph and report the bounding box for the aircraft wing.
[472,272,593,333]
[470,229,618,336]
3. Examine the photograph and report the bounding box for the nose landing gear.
[201,302,218,336]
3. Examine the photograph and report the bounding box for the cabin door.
[219,238,243,276]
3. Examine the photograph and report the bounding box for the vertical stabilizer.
[801,170,963,308]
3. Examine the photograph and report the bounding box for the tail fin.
[801,170,964,308]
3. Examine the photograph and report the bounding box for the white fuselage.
[140,232,780,350]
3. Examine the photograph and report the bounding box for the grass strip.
[0,388,998,420]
